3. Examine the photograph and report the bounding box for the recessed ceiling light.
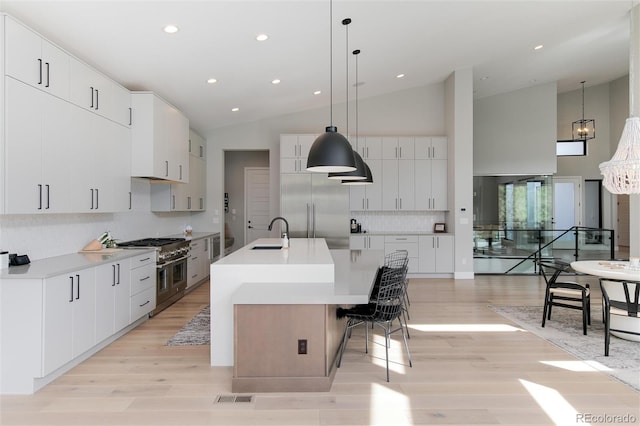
[313,90,322,95]
[163,24,179,34]
[271,79,281,85]
[231,107,239,112]
[534,44,544,50]
[396,73,405,79]
[207,78,217,84]
[256,34,269,41]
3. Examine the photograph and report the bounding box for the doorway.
[552,176,582,248]
[223,150,270,253]
[244,167,271,244]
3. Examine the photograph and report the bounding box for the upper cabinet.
[131,92,189,183]
[382,136,414,160]
[4,16,70,100]
[280,134,316,173]
[1,15,132,215]
[69,58,131,127]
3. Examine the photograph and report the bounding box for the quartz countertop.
[0,248,156,279]
[350,231,452,236]
[215,237,334,267]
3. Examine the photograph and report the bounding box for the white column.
[630,4,640,257]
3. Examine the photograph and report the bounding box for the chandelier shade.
[599,116,640,194]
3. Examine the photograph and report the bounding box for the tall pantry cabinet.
[1,15,133,214]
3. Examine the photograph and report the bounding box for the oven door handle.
[156,255,189,269]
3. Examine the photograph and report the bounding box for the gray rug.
[166,305,210,346]
[491,305,640,391]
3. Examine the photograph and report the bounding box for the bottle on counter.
[282,233,289,249]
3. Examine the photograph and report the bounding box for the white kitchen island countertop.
[210,238,382,366]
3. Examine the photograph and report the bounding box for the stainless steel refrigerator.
[280,173,350,249]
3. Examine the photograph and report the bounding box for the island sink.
[251,244,283,250]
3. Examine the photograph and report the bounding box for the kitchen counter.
[351,231,453,236]
[0,248,156,279]
[211,237,383,392]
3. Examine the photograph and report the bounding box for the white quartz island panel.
[210,238,336,366]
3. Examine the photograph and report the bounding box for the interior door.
[244,167,271,244]
[553,177,582,249]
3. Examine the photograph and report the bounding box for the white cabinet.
[349,235,385,250]
[150,153,206,212]
[3,77,74,213]
[187,238,209,288]
[130,253,156,321]
[42,268,95,376]
[95,259,131,344]
[382,136,414,160]
[189,129,206,158]
[4,16,70,100]
[354,136,382,160]
[415,137,448,211]
[384,235,419,273]
[418,235,454,273]
[382,159,415,211]
[131,92,189,182]
[69,104,131,212]
[69,57,131,127]
[348,159,382,210]
[280,134,316,173]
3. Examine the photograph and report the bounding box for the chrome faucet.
[268,217,289,238]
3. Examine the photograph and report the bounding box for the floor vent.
[215,395,253,403]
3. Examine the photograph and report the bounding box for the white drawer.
[131,264,155,296]
[129,251,155,269]
[130,287,155,321]
[384,235,418,243]
[385,242,418,258]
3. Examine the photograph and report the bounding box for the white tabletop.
[571,260,640,282]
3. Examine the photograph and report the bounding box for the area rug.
[490,305,640,391]
[166,305,210,346]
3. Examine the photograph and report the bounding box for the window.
[557,140,586,156]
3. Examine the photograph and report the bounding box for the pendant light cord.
[354,49,359,141]
[344,18,350,137]
[329,0,333,127]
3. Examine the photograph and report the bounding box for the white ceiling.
[0,1,634,136]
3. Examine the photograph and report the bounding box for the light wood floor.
[1,275,639,425]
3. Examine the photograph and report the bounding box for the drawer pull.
[140,257,151,262]
[139,300,150,307]
[140,276,151,281]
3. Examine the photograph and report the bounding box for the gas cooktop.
[117,237,186,247]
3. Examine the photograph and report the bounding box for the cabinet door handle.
[399,146,402,158]
[172,195,175,210]
[45,62,50,87]
[129,107,132,125]
[69,277,74,302]
[400,198,402,209]
[38,184,43,210]
[199,145,204,158]
[45,184,50,209]
[179,164,183,180]
[95,188,99,209]
[140,276,150,281]
[38,59,43,85]
[139,300,150,307]
[200,198,204,209]
[188,196,191,209]
[366,198,369,209]
[395,147,398,158]
[95,89,99,110]
[90,87,94,108]
[90,189,94,209]
[117,263,121,285]
[396,238,407,241]
[165,161,169,177]
[112,265,116,286]
[129,191,132,210]
[76,274,80,300]
[140,257,151,262]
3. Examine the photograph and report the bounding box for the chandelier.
[572,81,595,141]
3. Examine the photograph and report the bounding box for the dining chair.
[536,258,591,335]
[600,278,640,356]
[336,262,412,382]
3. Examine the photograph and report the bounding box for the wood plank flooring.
[1,275,638,425]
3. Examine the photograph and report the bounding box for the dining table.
[571,259,640,342]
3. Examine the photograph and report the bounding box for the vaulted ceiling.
[1,1,632,135]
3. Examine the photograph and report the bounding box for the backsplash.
[0,179,194,261]
[350,211,447,234]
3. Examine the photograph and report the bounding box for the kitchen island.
[210,238,382,392]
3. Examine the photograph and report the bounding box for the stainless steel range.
[118,237,190,315]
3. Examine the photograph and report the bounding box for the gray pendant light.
[328,18,367,181]
[306,2,356,173]
[343,49,373,185]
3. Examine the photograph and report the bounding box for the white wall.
[197,83,448,244]
[474,82,558,176]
